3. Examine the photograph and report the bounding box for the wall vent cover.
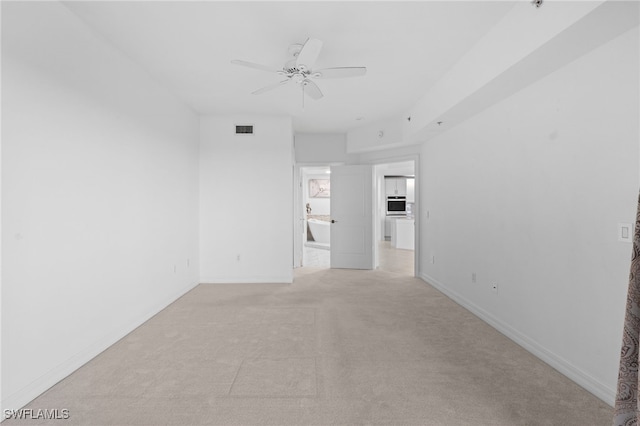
[235,125,254,134]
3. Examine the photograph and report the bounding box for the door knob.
[331,219,337,223]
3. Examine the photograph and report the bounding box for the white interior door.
[293,166,303,268]
[330,165,374,269]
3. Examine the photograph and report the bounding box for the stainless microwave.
[386,196,406,215]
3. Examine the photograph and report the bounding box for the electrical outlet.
[491,283,498,293]
[472,273,477,283]
[236,254,241,262]
[174,265,177,274]
[431,255,435,264]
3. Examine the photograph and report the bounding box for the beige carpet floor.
[7,247,611,425]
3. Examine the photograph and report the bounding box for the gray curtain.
[614,193,640,426]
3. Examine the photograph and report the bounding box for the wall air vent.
[235,125,254,135]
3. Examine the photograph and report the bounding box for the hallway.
[7,267,610,425]
[303,241,414,274]
[377,240,414,275]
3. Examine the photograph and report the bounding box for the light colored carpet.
[7,254,611,425]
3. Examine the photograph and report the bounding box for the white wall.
[294,133,348,164]
[352,144,421,165]
[346,116,406,154]
[420,27,639,405]
[0,2,4,409]
[199,115,293,283]
[1,2,200,412]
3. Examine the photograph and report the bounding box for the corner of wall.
[1,279,198,415]
[418,273,615,406]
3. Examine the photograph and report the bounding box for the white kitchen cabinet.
[385,177,407,196]
[384,178,396,195]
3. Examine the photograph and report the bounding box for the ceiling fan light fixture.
[231,37,366,101]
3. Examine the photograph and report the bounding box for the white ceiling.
[63,1,515,134]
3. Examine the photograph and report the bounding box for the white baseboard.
[1,280,199,417]
[419,272,616,407]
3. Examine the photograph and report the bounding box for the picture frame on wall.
[309,179,330,198]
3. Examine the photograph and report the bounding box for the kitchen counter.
[391,217,414,250]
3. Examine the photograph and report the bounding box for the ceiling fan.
[231,38,366,100]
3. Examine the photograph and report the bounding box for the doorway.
[297,165,332,268]
[374,160,416,276]
[294,159,418,276]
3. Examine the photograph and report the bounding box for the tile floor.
[303,240,414,275]
[303,244,330,268]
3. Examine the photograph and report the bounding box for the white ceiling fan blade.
[302,80,323,100]
[251,79,290,95]
[231,59,278,73]
[315,67,367,79]
[295,38,323,70]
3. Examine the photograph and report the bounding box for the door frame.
[367,154,420,278]
[293,162,344,268]
[293,154,419,277]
